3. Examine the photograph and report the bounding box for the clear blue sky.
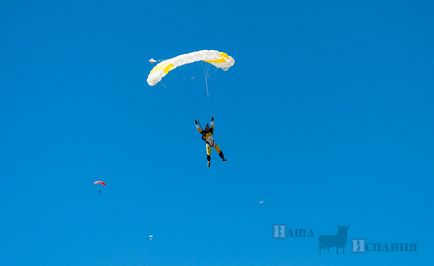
[1,0,434,265]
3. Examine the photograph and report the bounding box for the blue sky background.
[1,0,434,265]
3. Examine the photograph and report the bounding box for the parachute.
[94,180,106,194]
[146,50,235,86]
[94,180,106,186]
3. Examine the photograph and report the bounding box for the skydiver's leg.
[214,143,227,161]
[206,143,212,168]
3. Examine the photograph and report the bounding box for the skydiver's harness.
[201,128,215,147]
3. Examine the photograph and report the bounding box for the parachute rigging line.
[203,63,215,114]
[204,63,210,98]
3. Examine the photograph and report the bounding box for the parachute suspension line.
[178,63,187,81]
[203,63,215,115]
[206,64,219,79]
[204,63,219,112]
[161,80,173,95]
[204,63,210,98]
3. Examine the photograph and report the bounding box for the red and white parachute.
[93,180,106,186]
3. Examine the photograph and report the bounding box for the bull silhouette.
[318,224,350,254]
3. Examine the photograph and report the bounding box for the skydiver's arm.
[195,120,203,133]
[210,116,215,129]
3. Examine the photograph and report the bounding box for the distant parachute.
[94,180,106,194]
[146,50,235,86]
[94,180,106,186]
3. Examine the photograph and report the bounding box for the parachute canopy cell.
[146,50,235,86]
[94,180,106,186]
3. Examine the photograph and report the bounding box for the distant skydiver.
[94,180,106,194]
[195,116,227,168]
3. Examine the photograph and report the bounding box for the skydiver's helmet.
[205,124,210,131]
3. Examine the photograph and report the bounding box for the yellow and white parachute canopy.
[147,50,235,86]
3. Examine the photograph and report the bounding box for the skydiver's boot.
[219,151,227,162]
[207,155,211,168]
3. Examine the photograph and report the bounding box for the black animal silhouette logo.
[318,224,350,254]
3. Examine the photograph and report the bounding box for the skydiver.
[195,116,227,168]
